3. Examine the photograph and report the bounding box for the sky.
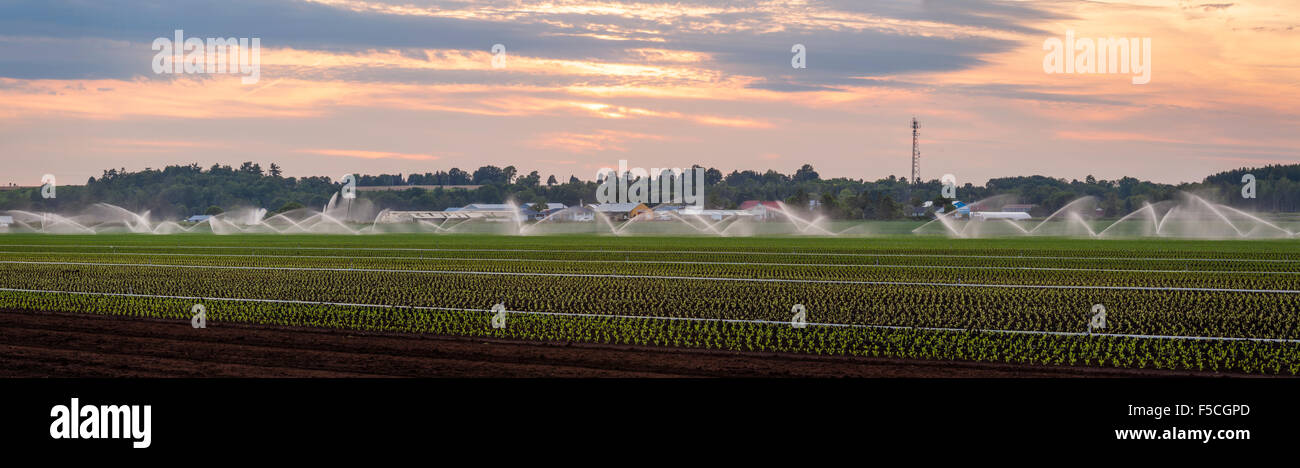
[0,0,1297,187]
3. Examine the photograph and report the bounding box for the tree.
[270,163,283,177]
[793,164,819,182]
[1101,192,1123,217]
[704,167,723,186]
[272,201,303,215]
[1046,191,1077,214]
[519,170,541,188]
[875,195,903,219]
[238,162,263,176]
[471,166,505,185]
[448,168,471,185]
[547,175,558,186]
[1085,174,1097,185]
[820,192,838,215]
[5,161,1296,222]
[930,196,954,213]
[204,205,224,215]
[475,184,502,203]
[786,188,810,209]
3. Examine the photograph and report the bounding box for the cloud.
[529,129,666,153]
[295,148,438,160]
[96,138,227,153]
[1194,3,1235,12]
[824,0,1067,35]
[1,0,1297,187]
[1053,130,1188,144]
[0,0,1042,90]
[947,83,1133,106]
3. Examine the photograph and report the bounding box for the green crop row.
[1,261,1297,339]
[2,234,1297,375]
[3,251,1299,290]
[1,291,1295,375]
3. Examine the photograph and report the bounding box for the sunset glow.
[1,0,1297,184]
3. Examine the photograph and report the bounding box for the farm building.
[680,207,753,221]
[462,202,566,212]
[376,211,471,223]
[587,203,651,221]
[376,203,571,224]
[457,203,525,221]
[739,200,783,220]
[376,210,509,223]
[552,206,595,222]
[651,204,685,220]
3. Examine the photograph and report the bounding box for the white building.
[376,203,569,224]
[651,204,685,220]
[587,203,651,221]
[680,207,753,221]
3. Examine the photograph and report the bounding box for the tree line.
[1,162,1295,220]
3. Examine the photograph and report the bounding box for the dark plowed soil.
[0,309,1249,378]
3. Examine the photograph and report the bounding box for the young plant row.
[0,291,1294,375]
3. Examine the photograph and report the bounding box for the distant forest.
[2,161,1297,220]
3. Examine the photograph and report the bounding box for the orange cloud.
[1053,131,1187,144]
[530,130,667,153]
[1198,155,1300,165]
[0,77,345,120]
[263,47,717,82]
[96,139,227,153]
[295,148,438,160]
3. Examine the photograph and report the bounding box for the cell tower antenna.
[911,117,921,185]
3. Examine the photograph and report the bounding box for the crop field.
[1,233,1298,376]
